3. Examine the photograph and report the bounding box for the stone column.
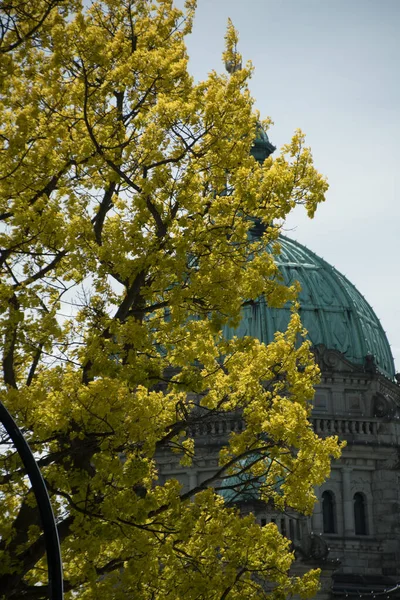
[187,470,197,496]
[342,467,353,536]
[312,489,324,534]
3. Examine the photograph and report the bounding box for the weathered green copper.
[224,235,395,380]
[219,471,261,503]
[219,456,284,504]
[251,124,275,163]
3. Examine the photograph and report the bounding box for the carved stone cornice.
[313,345,362,374]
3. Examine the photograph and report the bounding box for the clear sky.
[182,0,400,372]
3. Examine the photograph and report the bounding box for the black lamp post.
[0,401,63,600]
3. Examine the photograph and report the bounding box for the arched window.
[354,492,367,535]
[322,490,336,533]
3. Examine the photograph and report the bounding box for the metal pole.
[0,401,63,600]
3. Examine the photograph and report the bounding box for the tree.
[0,1,341,598]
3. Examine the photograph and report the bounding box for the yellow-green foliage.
[0,1,340,598]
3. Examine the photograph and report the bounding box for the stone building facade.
[305,347,400,597]
[158,276,400,598]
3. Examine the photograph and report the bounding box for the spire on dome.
[251,123,275,164]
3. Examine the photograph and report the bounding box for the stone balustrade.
[312,418,378,436]
[189,417,379,438]
[189,419,245,437]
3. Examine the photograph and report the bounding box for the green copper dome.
[224,235,395,380]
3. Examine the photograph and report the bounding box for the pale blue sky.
[182,0,400,372]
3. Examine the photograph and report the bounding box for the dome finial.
[224,18,242,74]
[225,53,242,74]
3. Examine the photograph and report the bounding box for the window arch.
[322,490,336,534]
[354,492,368,535]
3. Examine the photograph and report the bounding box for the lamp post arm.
[0,401,63,600]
